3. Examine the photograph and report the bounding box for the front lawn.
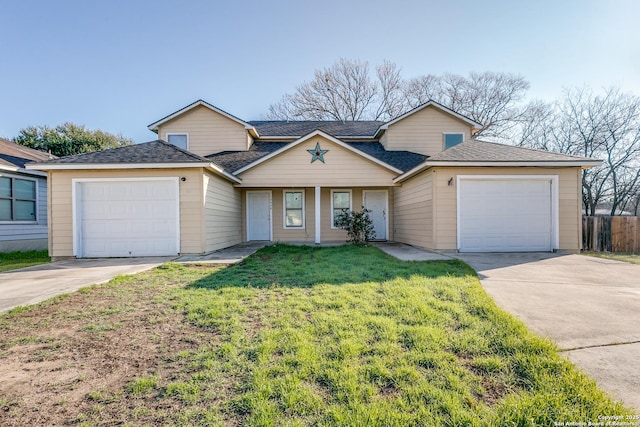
[0,249,50,272]
[0,245,631,426]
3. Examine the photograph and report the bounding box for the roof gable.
[233,130,403,175]
[375,100,482,138]
[148,99,258,137]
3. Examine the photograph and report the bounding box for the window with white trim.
[443,133,464,149]
[0,176,37,222]
[283,190,304,228]
[167,133,188,150]
[331,190,352,228]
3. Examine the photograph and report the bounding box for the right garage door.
[458,177,555,252]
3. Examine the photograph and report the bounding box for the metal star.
[307,142,329,163]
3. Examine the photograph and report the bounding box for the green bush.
[335,207,375,245]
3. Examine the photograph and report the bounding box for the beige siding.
[48,168,205,258]
[431,167,583,251]
[158,104,248,156]
[203,171,242,252]
[380,105,472,156]
[237,136,397,187]
[240,187,392,243]
[393,172,433,248]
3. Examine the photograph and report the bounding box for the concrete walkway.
[174,241,269,264]
[0,257,171,314]
[374,242,452,261]
[453,252,640,411]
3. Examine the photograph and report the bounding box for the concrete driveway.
[454,252,640,411]
[0,257,172,314]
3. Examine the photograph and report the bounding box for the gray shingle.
[249,121,383,138]
[428,139,597,162]
[31,140,211,165]
[206,142,286,171]
[345,142,427,171]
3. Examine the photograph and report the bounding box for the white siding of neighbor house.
[203,171,242,252]
[0,173,48,251]
[48,168,206,258]
[393,172,433,249]
[380,105,472,157]
[237,135,398,187]
[158,104,249,156]
[431,167,583,251]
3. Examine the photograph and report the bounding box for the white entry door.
[363,190,388,240]
[247,191,272,241]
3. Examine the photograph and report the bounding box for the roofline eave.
[393,160,603,183]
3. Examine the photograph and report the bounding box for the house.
[26,99,601,259]
[0,138,54,252]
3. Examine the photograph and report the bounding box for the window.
[167,133,188,150]
[444,133,464,149]
[0,176,37,222]
[283,190,304,228]
[331,190,352,228]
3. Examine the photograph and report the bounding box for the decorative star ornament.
[308,142,329,163]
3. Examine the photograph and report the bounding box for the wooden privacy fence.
[582,216,640,252]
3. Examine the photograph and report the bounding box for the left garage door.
[76,179,179,257]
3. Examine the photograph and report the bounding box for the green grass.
[0,249,50,272]
[585,252,640,265]
[0,244,632,425]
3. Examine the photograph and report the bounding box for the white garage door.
[76,179,179,257]
[458,177,555,252]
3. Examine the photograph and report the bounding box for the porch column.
[315,186,321,244]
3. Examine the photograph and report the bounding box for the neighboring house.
[27,99,600,259]
[0,138,54,252]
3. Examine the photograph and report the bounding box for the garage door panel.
[77,180,179,257]
[459,178,554,252]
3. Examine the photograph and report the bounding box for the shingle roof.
[249,121,383,138]
[0,138,55,168]
[206,142,286,171]
[207,140,426,173]
[30,140,211,165]
[428,139,597,163]
[345,142,427,171]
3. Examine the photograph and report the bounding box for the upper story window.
[331,190,352,229]
[443,133,464,149]
[0,175,37,222]
[283,190,304,228]
[167,133,189,150]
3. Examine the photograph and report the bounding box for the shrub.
[335,207,375,245]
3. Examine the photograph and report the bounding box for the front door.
[363,190,388,240]
[247,191,272,241]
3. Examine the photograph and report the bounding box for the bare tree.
[522,87,640,215]
[266,61,531,136]
[403,74,444,109]
[266,58,379,121]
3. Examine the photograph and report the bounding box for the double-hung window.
[283,190,304,228]
[331,190,351,228]
[166,133,189,150]
[0,176,37,222]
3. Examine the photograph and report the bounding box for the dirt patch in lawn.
[0,278,208,426]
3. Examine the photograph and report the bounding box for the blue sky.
[1,0,639,143]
